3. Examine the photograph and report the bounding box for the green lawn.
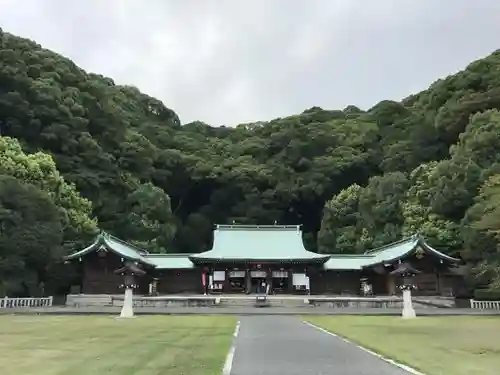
[0,315,236,375]
[305,316,500,375]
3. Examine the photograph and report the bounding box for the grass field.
[0,315,236,375]
[305,316,500,375]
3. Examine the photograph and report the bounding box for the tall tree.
[115,182,176,253]
[0,136,97,247]
[0,175,64,296]
[464,174,500,291]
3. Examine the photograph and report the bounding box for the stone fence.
[0,296,53,309]
[470,299,500,310]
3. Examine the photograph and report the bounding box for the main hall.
[65,224,464,297]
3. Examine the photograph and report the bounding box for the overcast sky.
[1,0,500,126]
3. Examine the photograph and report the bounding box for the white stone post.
[119,287,135,318]
[402,288,416,319]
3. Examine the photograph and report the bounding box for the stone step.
[66,294,113,307]
[65,294,443,309]
[214,296,311,308]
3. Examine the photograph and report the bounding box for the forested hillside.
[1,28,499,297]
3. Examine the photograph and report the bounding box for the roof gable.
[189,224,330,264]
[65,233,195,269]
[365,234,460,264]
[65,232,156,267]
[323,234,460,270]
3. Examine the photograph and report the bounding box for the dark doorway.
[228,277,246,293]
[251,277,266,293]
[272,277,289,293]
[227,270,246,293]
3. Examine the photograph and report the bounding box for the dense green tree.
[0,175,64,296]
[0,136,97,246]
[3,29,500,295]
[403,159,481,223]
[463,174,500,291]
[357,172,409,248]
[451,109,500,174]
[116,182,176,253]
[318,184,362,254]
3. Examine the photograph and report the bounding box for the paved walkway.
[229,316,412,375]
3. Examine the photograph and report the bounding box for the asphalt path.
[229,316,414,375]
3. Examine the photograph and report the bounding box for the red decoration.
[201,272,207,287]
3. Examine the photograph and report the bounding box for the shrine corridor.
[228,316,414,375]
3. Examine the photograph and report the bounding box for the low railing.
[470,299,500,310]
[0,296,53,309]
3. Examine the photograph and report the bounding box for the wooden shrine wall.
[81,252,123,294]
[310,271,361,295]
[156,269,201,294]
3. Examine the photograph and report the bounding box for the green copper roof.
[65,233,194,269]
[323,255,372,270]
[189,225,330,264]
[146,254,194,269]
[67,230,459,271]
[365,234,460,264]
[64,232,156,266]
[323,234,460,270]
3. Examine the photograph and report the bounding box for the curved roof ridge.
[65,232,156,267]
[146,253,194,257]
[105,233,149,255]
[416,235,461,262]
[328,253,375,258]
[190,224,329,263]
[63,234,102,260]
[364,234,419,254]
[216,224,302,231]
[363,235,460,267]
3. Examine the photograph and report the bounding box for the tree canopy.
[2,28,500,294]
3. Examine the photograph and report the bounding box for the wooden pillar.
[223,269,230,294]
[245,269,251,294]
[288,269,294,293]
[266,268,272,294]
[387,275,396,295]
[435,266,442,295]
[305,267,310,294]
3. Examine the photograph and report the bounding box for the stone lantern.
[390,262,421,319]
[114,261,145,318]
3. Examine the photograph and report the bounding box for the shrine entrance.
[271,270,289,293]
[228,270,246,293]
[250,270,267,293]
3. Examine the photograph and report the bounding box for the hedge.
[473,289,500,301]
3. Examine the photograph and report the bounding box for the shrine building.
[65,224,464,297]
